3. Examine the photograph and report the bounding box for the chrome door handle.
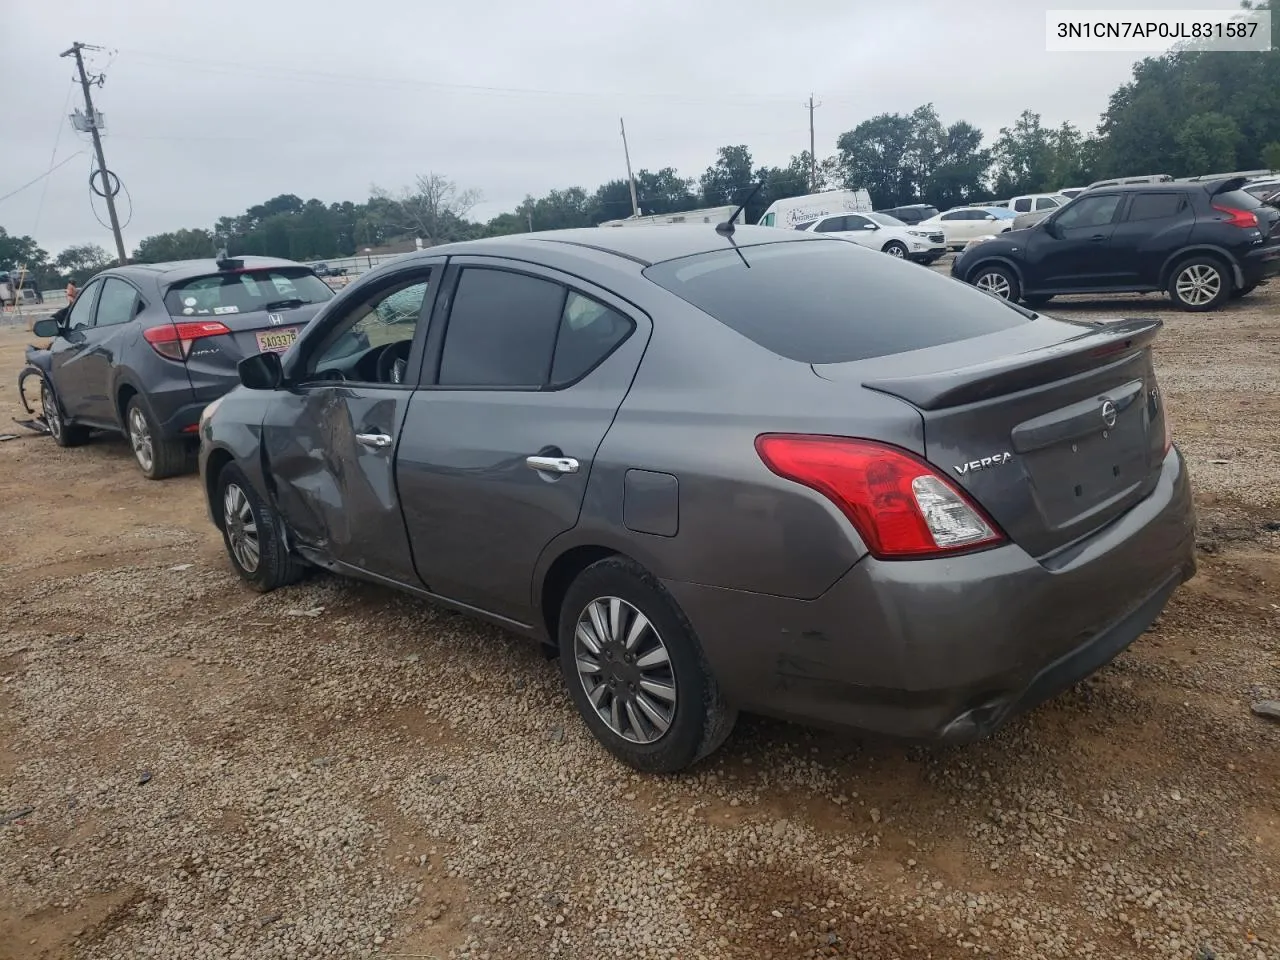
[356,433,393,449]
[526,455,579,474]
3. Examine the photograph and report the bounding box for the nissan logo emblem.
[1100,399,1117,428]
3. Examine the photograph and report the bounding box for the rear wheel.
[558,557,736,773]
[41,378,90,447]
[125,396,194,479]
[970,264,1020,302]
[1168,256,1231,312]
[882,241,909,259]
[215,463,306,592]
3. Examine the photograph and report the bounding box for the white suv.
[796,211,947,264]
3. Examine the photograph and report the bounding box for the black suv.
[951,178,1280,312]
[26,256,352,478]
[876,203,939,225]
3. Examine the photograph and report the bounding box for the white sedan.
[797,211,947,263]
[918,207,1018,249]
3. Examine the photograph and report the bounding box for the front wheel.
[1168,257,1231,312]
[41,378,90,447]
[558,557,736,773]
[882,241,909,258]
[970,264,1021,302]
[215,463,306,592]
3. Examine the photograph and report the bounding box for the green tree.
[700,145,756,206]
[54,244,112,285]
[836,113,916,206]
[0,227,49,274]
[133,228,216,263]
[1263,141,1280,171]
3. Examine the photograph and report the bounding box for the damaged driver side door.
[260,262,440,586]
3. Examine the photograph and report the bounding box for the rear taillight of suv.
[755,434,1006,559]
[1212,204,1260,229]
[143,320,231,361]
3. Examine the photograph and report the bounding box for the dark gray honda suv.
[30,256,337,478]
[199,226,1197,772]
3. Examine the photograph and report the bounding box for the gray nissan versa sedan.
[198,225,1196,772]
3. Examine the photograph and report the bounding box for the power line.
[32,82,78,235]
[0,151,87,206]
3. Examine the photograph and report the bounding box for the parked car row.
[24,221,1201,773]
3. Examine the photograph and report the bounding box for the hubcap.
[41,383,61,441]
[128,407,154,472]
[222,483,260,573]
[573,597,676,744]
[1175,264,1221,306]
[975,272,1012,299]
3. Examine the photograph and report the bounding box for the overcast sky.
[1,0,1245,254]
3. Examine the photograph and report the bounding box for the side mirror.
[238,351,284,390]
[32,317,61,338]
[1040,219,1059,237]
[864,223,879,230]
[984,215,997,221]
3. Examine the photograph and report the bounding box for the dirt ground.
[1,277,1278,960]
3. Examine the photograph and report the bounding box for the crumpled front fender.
[17,345,53,415]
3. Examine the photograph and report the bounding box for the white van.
[757,189,873,229]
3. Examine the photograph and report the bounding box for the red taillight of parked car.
[1211,204,1259,229]
[143,320,231,361]
[755,434,1006,559]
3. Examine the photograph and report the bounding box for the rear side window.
[1124,193,1187,221]
[814,217,847,233]
[438,269,634,388]
[95,278,139,327]
[792,219,818,231]
[643,240,1030,364]
[163,267,332,318]
[1013,198,1032,212]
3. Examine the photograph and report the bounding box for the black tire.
[1229,282,1258,300]
[1167,256,1232,312]
[214,463,306,592]
[125,396,194,480]
[1022,294,1055,307]
[40,377,90,447]
[558,557,736,773]
[970,263,1021,302]
[882,240,909,259]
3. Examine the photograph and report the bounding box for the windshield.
[163,267,332,318]
[644,240,1030,364]
[868,213,906,226]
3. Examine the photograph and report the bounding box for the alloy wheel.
[886,244,905,258]
[573,596,677,744]
[975,271,1012,299]
[128,407,154,472]
[41,382,62,442]
[222,483,260,573]
[1175,264,1221,307]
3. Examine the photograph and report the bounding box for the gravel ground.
[1,272,1278,960]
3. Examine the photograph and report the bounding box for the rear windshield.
[643,240,1031,364]
[163,267,333,318]
[1214,189,1264,210]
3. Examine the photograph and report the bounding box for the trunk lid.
[181,301,327,374]
[814,317,1169,559]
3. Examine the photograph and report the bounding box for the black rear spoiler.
[1207,176,1249,196]
[864,318,1163,410]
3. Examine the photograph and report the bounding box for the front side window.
[95,278,139,327]
[1034,197,1058,210]
[65,280,101,330]
[1054,194,1122,230]
[760,213,775,227]
[845,215,874,229]
[310,272,431,384]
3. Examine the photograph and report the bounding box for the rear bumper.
[1240,242,1280,285]
[664,446,1197,742]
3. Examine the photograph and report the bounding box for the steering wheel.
[375,340,412,384]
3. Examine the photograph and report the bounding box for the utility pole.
[619,117,640,219]
[61,41,127,265]
[807,94,822,193]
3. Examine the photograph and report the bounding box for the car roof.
[393,225,825,268]
[106,256,306,285]
[1083,178,1243,196]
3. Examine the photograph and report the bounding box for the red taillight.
[1212,204,1259,229]
[755,434,1006,559]
[143,320,231,360]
